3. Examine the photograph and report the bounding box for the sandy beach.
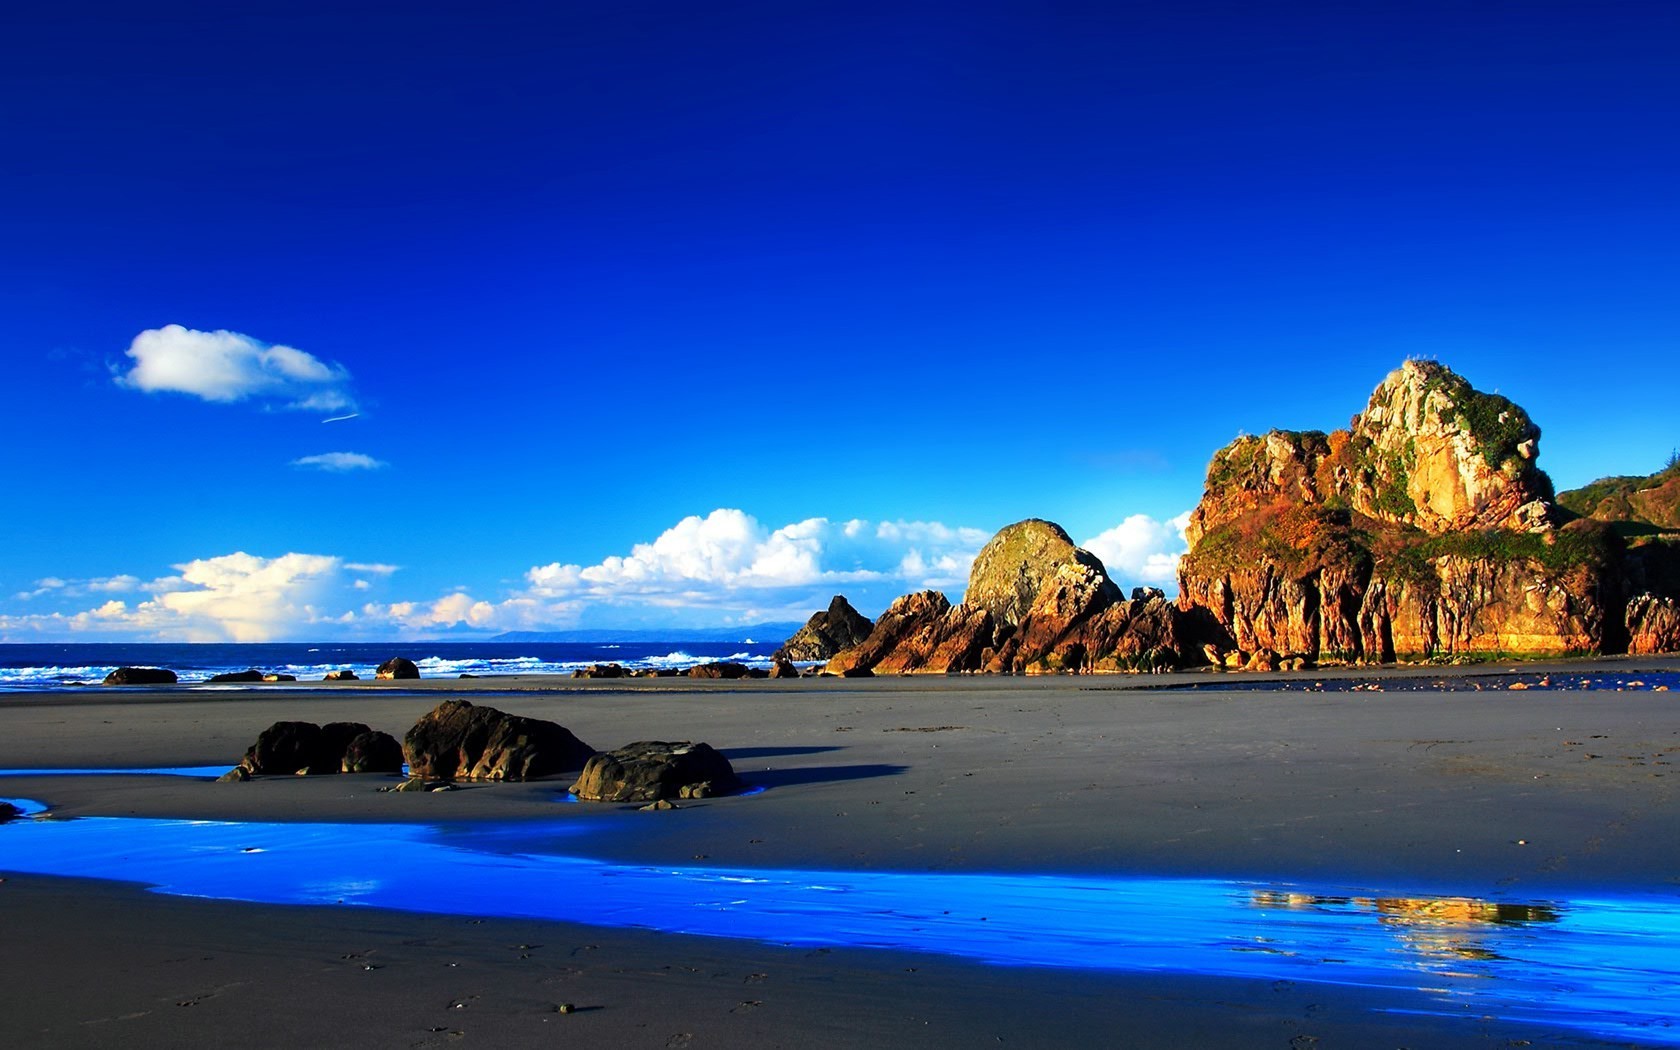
[5,662,1680,1048]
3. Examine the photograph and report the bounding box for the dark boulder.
[686,661,752,679]
[240,721,337,775]
[342,730,404,773]
[102,666,177,686]
[0,801,21,822]
[823,591,995,675]
[323,669,359,681]
[569,741,742,802]
[376,657,420,680]
[403,699,594,781]
[207,669,266,683]
[262,673,297,682]
[769,657,800,678]
[775,595,874,661]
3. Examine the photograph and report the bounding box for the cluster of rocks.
[225,698,743,804]
[224,719,404,780]
[807,521,1215,676]
[571,659,802,680]
[102,657,413,686]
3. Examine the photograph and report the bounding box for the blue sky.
[4,1,1678,641]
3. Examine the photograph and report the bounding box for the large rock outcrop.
[1178,361,1633,662]
[775,595,873,661]
[403,699,594,781]
[822,520,1208,675]
[376,657,420,680]
[1627,594,1680,655]
[569,741,742,802]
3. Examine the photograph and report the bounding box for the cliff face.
[823,519,1208,675]
[1179,361,1623,662]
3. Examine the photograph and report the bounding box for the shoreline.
[5,664,1680,1046]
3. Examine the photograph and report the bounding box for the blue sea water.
[0,641,781,691]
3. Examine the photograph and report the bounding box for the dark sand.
[4,661,1680,1047]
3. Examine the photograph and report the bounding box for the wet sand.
[4,662,1680,1047]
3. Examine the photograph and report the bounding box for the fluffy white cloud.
[0,552,347,642]
[1081,511,1192,590]
[292,452,388,472]
[523,509,988,612]
[115,325,356,412]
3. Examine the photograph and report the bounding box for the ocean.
[0,641,784,691]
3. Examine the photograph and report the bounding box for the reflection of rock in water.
[1249,891,1562,967]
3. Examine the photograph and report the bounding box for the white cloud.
[344,562,399,575]
[1081,511,1192,590]
[0,552,346,642]
[115,324,356,412]
[292,452,388,472]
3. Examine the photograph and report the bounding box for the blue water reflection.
[1,800,1676,1045]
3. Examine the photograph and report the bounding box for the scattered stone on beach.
[207,669,267,683]
[687,662,753,679]
[391,776,430,792]
[342,730,405,773]
[570,740,742,802]
[262,673,297,682]
[102,666,177,686]
[323,669,359,681]
[403,699,594,781]
[376,657,420,680]
[639,799,678,811]
[216,766,250,782]
[769,657,799,678]
[775,595,874,662]
[572,663,627,678]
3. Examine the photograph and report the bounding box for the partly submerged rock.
[206,669,267,683]
[376,657,420,680]
[769,657,800,678]
[102,666,177,686]
[0,801,22,822]
[775,595,874,661]
[570,741,742,802]
[403,699,593,781]
[323,669,359,681]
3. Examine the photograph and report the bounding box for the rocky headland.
[810,360,1680,673]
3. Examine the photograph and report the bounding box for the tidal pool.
[2,798,1678,1045]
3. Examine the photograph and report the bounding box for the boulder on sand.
[239,720,381,776]
[686,662,753,679]
[102,666,177,686]
[376,657,420,680]
[342,730,405,773]
[403,699,594,781]
[207,669,267,683]
[572,663,627,678]
[569,741,742,802]
[323,669,359,681]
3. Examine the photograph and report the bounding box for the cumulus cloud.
[291,452,388,472]
[1081,511,1192,590]
[0,552,347,642]
[523,509,988,612]
[115,324,356,412]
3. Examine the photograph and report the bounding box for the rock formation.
[102,666,177,685]
[403,699,594,781]
[572,663,627,678]
[0,801,21,822]
[1626,594,1680,655]
[323,669,359,681]
[822,520,1209,675]
[686,661,759,679]
[376,657,420,680]
[1177,360,1648,662]
[569,741,742,802]
[775,595,873,661]
[207,669,268,683]
[238,720,402,776]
